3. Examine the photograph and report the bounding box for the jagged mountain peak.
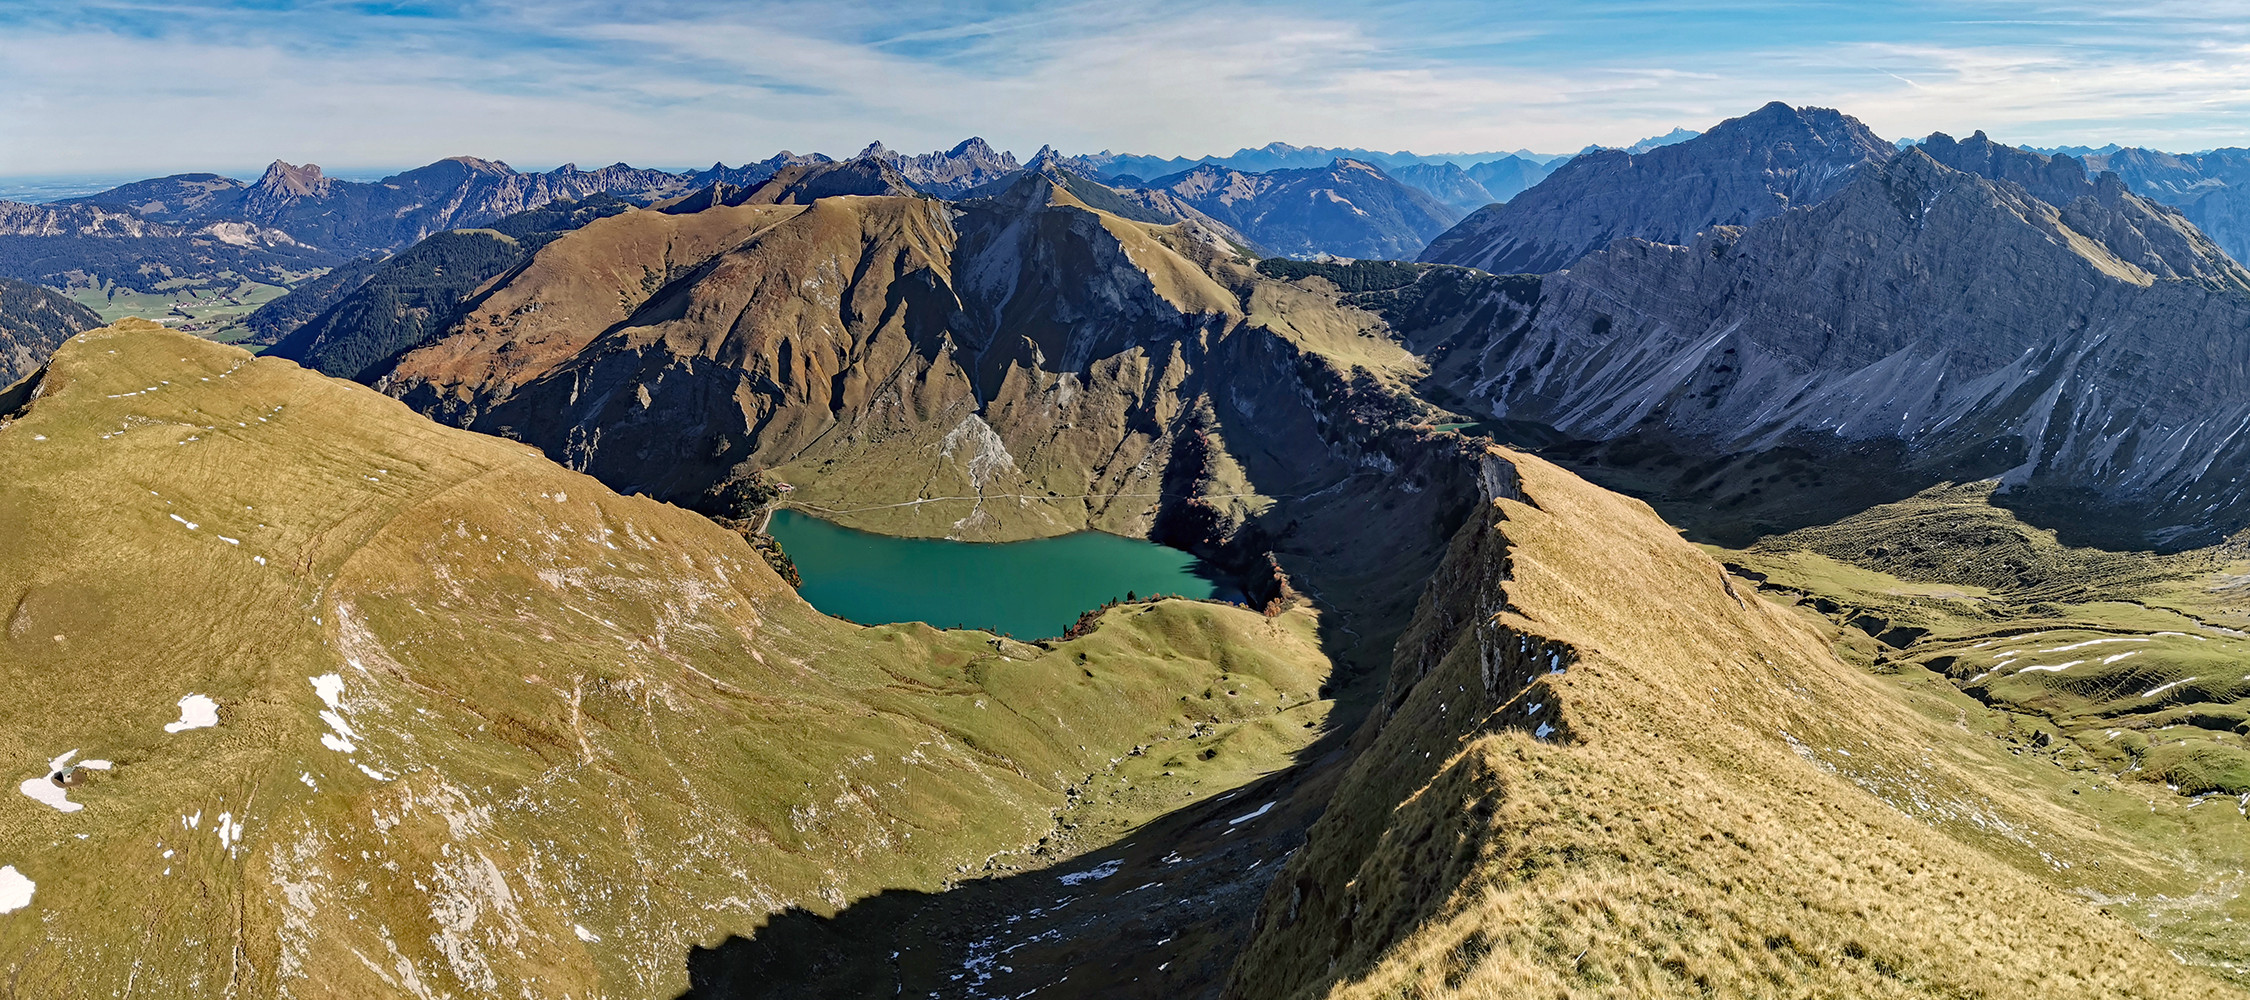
[1689,101,1890,160]
[846,139,1023,197]
[1906,132,2250,291]
[948,136,999,158]
[252,160,331,199]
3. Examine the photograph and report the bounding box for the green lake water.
[766,509,1232,639]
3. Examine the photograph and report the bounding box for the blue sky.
[4,0,2250,176]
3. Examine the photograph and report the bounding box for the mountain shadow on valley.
[678,744,1350,1000]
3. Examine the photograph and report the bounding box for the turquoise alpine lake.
[765,508,1233,639]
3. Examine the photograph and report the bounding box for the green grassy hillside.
[0,320,1333,998]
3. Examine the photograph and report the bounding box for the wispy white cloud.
[3,0,2249,177]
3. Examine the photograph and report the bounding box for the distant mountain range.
[0,128,1720,291]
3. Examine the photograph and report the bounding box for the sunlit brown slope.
[0,321,1331,998]
[1225,449,2245,998]
[379,202,805,417]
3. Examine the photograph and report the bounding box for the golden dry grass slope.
[0,320,1332,998]
[1224,448,2248,999]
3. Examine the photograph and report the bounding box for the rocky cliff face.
[1914,132,2250,291]
[47,157,690,258]
[666,157,923,211]
[237,157,689,254]
[1410,145,2250,546]
[681,151,835,191]
[2078,146,2250,267]
[1419,102,1892,273]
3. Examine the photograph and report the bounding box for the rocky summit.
[1419,101,1893,273]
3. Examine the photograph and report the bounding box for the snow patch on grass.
[0,866,32,914]
[164,694,219,733]
[18,777,78,812]
[1057,859,1123,885]
[2140,676,2197,699]
[1229,801,1276,825]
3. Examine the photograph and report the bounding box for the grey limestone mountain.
[1134,158,1461,260]
[230,157,685,253]
[2072,146,2250,268]
[1406,142,2250,545]
[860,137,1023,196]
[1460,153,1560,203]
[1419,101,1893,273]
[1388,162,1499,213]
[1915,130,2247,288]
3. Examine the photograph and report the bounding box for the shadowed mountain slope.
[1459,155,1559,204]
[0,277,100,385]
[56,172,250,221]
[1403,144,2250,547]
[0,197,335,291]
[1420,102,1892,273]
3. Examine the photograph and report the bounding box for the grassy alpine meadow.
[0,320,1334,998]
